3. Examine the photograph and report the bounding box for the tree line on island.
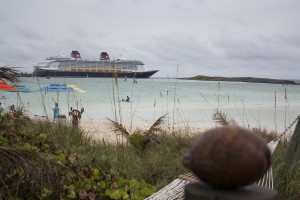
[182,75,299,85]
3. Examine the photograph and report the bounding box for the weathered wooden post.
[284,117,300,174]
[183,126,278,200]
[68,107,84,127]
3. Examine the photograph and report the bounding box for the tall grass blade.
[172,60,180,130]
[107,118,130,139]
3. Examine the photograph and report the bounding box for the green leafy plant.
[108,115,166,152]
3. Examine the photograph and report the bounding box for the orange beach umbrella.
[0,81,19,91]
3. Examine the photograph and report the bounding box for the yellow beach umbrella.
[67,84,86,93]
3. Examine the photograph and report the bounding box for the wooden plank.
[185,182,278,200]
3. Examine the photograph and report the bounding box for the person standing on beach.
[53,102,59,120]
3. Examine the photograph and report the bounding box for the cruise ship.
[33,51,159,78]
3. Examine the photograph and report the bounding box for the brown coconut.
[183,126,271,189]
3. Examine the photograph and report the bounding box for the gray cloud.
[215,34,300,62]
[0,13,7,23]
[275,34,300,48]
[15,27,42,41]
[0,0,299,78]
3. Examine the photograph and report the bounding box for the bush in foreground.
[0,109,156,200]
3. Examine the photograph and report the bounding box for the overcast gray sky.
[0,0,299,79]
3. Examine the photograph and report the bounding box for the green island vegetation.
[182,75,299,85]
[0,67,299,199]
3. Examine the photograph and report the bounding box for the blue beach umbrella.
[38,83,76,103]
[38,83,76,93]
[36,83,76,119]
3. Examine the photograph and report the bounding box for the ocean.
[1,77,300,133]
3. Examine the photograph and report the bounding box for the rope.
[278,115,300,140]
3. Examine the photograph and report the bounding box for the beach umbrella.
[0,81,18,91]
[9,84,33,92]
[38,83,76,104]
[0,81,19,107]
[38,83,76,93]
[38,83,76,118]
[67,84,86,93]
[8,84,34,107]
[38,83,75,100]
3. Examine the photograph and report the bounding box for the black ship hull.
[33,69,158,78]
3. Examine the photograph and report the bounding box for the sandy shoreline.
[32,115,205,143]
[76,120,294,143]
[79,120,205,143]
[79,120,120,142]
[32,116,293,143]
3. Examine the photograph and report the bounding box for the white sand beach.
[79,120,122,142]
[78,119,295,144]
[79,119,205,143]
[32,115,205,143]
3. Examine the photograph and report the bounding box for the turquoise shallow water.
[1,77,300,132]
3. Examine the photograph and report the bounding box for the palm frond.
[0,66,20,83]
[147,114,167,135]
[0,147,68,198]
[213,110,237,126]
[107,118,130,138]
[142,114,167,150]
[108,115,166,152]
[0,147,67,184]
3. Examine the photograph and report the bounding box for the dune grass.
[34,119,300,199]
[35,121,196,188]
[73,125,300,199]
[272,142,300,199]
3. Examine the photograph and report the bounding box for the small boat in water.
[33,51,159,78]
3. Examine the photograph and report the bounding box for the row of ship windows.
[46,63,140,70]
